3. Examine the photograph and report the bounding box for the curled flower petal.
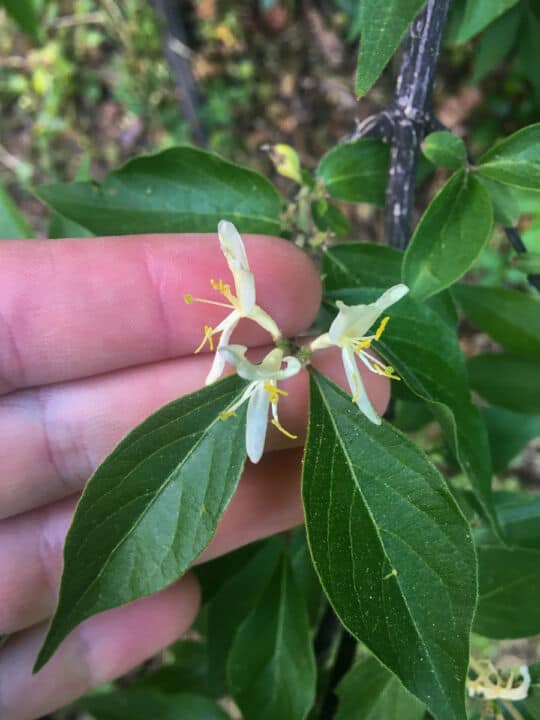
[310,284,409,424]
[246,384,271,463]
[218,345,302,463]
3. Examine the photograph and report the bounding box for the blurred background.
[1,0,540,238]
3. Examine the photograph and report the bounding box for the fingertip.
[81,573,201,685]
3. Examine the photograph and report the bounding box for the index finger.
[0,234,321,395]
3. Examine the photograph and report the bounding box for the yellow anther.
[219,410,236,421]
[375,316,390,340]
[271,418,298,439]
[383,568,398,580]
[263,383,288,404]
[210,278,236,306]
[184,294,193,304]
[383,365,400,381]
[194,325,215,354]
[354,338,372,353]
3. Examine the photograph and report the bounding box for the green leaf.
[48,212,94,239]
[455,0,520,43]
[303,372,477,720]
[453,284,540,359]
[326,288,499,535]
[1,0,39,38]
[322,242,459,328]
[421,132,467,170]
[227,555,316,720]
[34,375,249,671]
[34,147,282,236]
[492,492,540,551]
[79,689,230,720]
[317,140,390,206]
[478,124,540,190]
[402,170,493,301]
[467,353,540,413]
[135,641,213,696]
[472,494,540,639]
[311,199,351,237]
[519,661,540,719]
[474,543,540,639]
[0,183,33,239]
[478,176,521,225]
[355,0,428,96]
[394,399,433,432]
[471,4,522,82]
[335,656,425,720]
[483,407,540,472]
[203,537,284,693]
[289,528,325,626]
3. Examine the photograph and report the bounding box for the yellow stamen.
[263,383,288,404]
[184,294,193,304]
[375,316,390,340]
[383,365,400,381]
[211,278,237,306]
[219,410,236,421]
[354,338,372,353]
[351,373,360,403]
[194,325,215,354]
[271,418,298,439]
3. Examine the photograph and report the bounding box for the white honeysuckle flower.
[467,662,530,701]
[310,284,409,425]
[184,220,281,385]
[218,344,301,464]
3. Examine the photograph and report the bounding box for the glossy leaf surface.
[303,372,476,720]
[34,147,282,235]
[228,555,316,720]
[478,123,540,190]
[317,140,390,206]
[35,375,249,671]
[421,131,466,169]
[403,170,493,300]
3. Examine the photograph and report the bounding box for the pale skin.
[0,233,390,720]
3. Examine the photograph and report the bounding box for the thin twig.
[505,226,540,291]
[150,0,207,147]
[384,0,452,249]
[319,629,357,719]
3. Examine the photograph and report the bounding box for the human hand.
[0,233,389,719]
